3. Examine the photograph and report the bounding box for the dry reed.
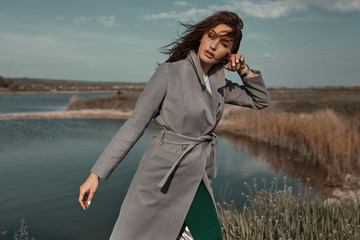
[218,109,360,186]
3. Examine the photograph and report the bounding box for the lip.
[204,50,214,59]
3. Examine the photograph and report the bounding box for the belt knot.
[157,130,218,192]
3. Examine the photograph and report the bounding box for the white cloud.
[231,0,360,17]
[228,0,307,19]
[96,16,121,28]
[144,7,212,21]
[289,15,344,22]
[315,0,360,12]
[73,16,121,28]
[144,1,306,21]
[145,0,360,22]
[73,16,93,24]
[173,1,188,6]
[260,52,278,58]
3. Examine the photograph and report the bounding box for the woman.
[79,11,270,240]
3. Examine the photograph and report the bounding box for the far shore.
[0,90,121,95]
[0,109,132,120]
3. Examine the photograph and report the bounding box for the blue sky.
[1,0,359,87]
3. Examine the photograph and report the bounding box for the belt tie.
[157,130,218,189]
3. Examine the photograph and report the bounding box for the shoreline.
[215,126,360,204]
[1,109,359,204]
[0,90,120,95]
[0,109,132,120]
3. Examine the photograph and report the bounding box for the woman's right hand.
[78,172,99,210]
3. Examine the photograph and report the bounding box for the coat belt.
[157,130,218,188]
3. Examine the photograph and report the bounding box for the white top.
[203,75,211,94]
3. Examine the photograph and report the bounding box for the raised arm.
[224,53,270,109]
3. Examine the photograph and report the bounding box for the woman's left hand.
[224,51,250,76]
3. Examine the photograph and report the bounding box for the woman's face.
[197,24,234,67]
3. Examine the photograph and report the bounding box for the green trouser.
[185,181,223,240]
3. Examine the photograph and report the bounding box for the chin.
[201,54,217,64]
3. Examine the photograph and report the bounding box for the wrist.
[90,172,99,180]
[239,64,251,78]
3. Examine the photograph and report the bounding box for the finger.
[231,54,237,69]
[235,54,241,70]
[240,54,244,62]
[226,51,232,62]
[239,54,246,69]
[86,191,95,208]
[84,192,90,208]
[225,54,239,71]
[224,51,232,70]
[78,189,87,210]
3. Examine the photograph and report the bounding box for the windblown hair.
[161,11,244,63]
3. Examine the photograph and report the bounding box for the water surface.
[0,92,114,115]
[0,93,322,239]
[0,118,306,240]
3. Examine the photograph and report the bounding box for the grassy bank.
[218,178,360,240]
[66,87,360,188]
[66,93,139,112]
[217,88,360,188]
[6,180,359,240]
[217,109,360,187]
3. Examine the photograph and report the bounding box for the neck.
[196,55,213,76]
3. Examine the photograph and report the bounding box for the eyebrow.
[210,29,232,43]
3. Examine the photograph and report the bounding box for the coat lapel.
[187,50,226,125]
[208,64,226,124]
[188,50,207,90]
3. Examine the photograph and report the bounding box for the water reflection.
[217,131,328,195]
[0,119,324,240]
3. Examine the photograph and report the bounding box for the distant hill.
[0,76,145,92]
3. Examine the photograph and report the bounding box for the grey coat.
[91,50,271,240]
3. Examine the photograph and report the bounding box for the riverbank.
[0,89,120,95]
[1,87,359,203]
[218,178,360,240]
[215,87,360,202]
[215,108,360,204]
[0,109,131,120]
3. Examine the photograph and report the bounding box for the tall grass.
[218,109,360,186]
[13,219,35,240]
[218,178,360,240]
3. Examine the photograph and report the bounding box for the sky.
[1,0,359,87]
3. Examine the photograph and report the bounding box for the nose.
[210,40,217,51]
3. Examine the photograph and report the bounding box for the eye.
[221,41,229,48]
[208,32,215,39]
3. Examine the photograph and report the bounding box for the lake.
[0,92,113,115]
[0,93,321,240]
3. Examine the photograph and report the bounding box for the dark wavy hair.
[161,11,244,63]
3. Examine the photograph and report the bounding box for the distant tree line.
[0,76,14,88]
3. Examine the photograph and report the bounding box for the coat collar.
[188,50,205,86]
[187,50,226,89]
[187,50,226,127]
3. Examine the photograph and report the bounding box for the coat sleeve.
[91,63,168,180]
[224,69,271,109]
